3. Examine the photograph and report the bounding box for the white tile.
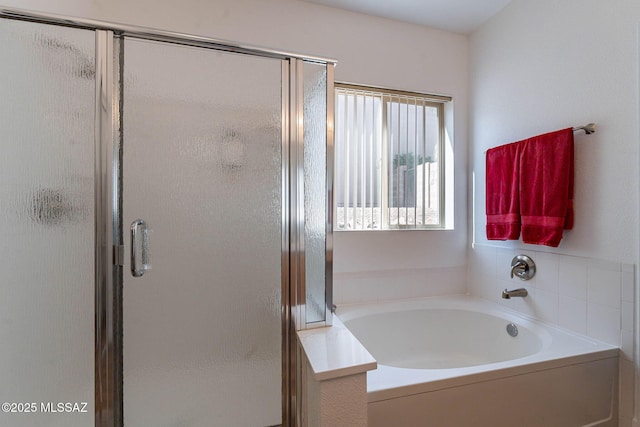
[587,259,621,308]
[496,247,519,282]
[558,295,587,334]
[474,279,491,300]
[468,256,490,297]
[532,251,559,293]
[479,278,500,302]
[470,244,496,283]
[621,329,634,361]
[502,286,536,319]
[622,263,635,303]
[558,255,587,300]
[470,273,486,298]
[333,276,361,305]
[586,302,621,346]
[427,268,468,297]
[336,267,469,305]
[370,279,400,302]
[622,301,634,332]
[488,280,510,306]
[533,288,559,324]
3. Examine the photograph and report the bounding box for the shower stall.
[0,8,333,427]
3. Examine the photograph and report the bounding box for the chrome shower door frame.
[95,29,121,427]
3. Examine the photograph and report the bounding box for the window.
[334,84,451,230]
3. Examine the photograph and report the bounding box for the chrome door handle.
[130,219,149,277]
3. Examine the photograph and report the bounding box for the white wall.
[0,0,469,302]
[469,1,640,425]
[470,0,640,262]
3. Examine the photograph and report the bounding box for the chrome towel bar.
[572,123,596,134]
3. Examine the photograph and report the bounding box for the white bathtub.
[336,295,619,427]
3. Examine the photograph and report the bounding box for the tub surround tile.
[534,288,559,324]
[470,244,496,283]
[520,287,538,319]
[333,266,466,305]
[485,280,503,304]
[586,302,621,346]
[622,301,634,333]
[471,244,631,345]
[468,259,500,300]
[469,245,500,303]
[558,295,587,335]
[532,251,559,293]
[587,259,621,309]
[622,264,635,303]
[474,272,502,305]
[558,255,588,300]
[620,329,634,362]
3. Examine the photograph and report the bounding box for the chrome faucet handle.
[510,261,527,279]
[510,255,536,281]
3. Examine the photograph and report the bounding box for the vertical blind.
[334,85,447,230]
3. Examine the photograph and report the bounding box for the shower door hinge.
[113,245,125,266]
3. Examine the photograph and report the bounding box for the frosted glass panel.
[303,62,328,324]
[122,38,282,427]
[0,19,95,426]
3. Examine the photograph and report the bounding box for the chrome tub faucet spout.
[502,288,528,299]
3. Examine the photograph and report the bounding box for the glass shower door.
[0,19,95,427]
[121,38,284,426]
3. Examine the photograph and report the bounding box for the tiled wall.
[333,266,467,305]
[469,243,636,425]
[469,244,632,346]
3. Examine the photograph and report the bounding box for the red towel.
[519,128,574,247]
[486,142,521,240]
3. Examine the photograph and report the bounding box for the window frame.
[334,82,451,231]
